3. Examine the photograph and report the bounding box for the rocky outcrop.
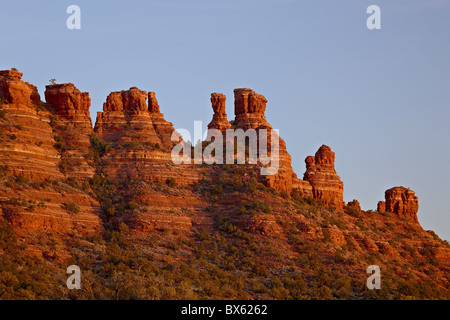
[384,186,419,222]
[207,93,232,133]
[347,199,362,213]
[148,92,160,113]
[303,145,344,210]
[147,92,181,150]
[94,88,178,149]
[93,87,199,188]
[45,83,91,116]
[377,201,386,213]
[103,87,148,113]
[233,88,268,129]
[225,89,298,193]
[0,70,40,107]
[94,87,160,144]
[0,70,63,181]
[0,70,102,247]
[45,83,94,179]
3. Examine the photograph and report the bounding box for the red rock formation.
[207,93,232,135]
[0,70,40,107]
[95,87,160,144]
[233,88,268,129]
[234,88,267,116]
[147,92,181,149]
[226,89,300,194]
[95,88,178,149]
[103,87,148,113]
[44,83,95,179]
[347,199,362,213]
[377,201,386,213]
[384,186,419,222]
[148,92,160,113]
[45,83,90,115]
[303,145,344,210]
[0,70,63,180]
[94,87,195,187]
[0,70,102,245]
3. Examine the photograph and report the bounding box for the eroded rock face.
[377,201,386,213]
[95,87,160,144]
[207,93,231,134]
[103,87,148,113]
[384,187,419,222]
[227,89,299,194]
[0,70,40,107]
[0,70,102,246]
[233,88,268,129]
[211,92,226,115]
[234,88,267,116]
[94,87,193,185]
[148,92,160,113]
[0,70,62,181]
[347,199,362,213]
[303,145,344,210]
[45,83,90,114]
[44,83,94,179]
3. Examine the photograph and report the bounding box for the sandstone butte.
[0,69,449,299]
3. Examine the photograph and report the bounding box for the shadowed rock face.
[377,201,386,213]
[148,92,160,113]
[385,186,419,222]
[303,145,344,210]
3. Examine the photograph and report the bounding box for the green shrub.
[166,178,177,188]
[0,165,8,177]
[0,106,7,119]
[62,202,80,215]
[15,174,29,184]
[88,133,112,161]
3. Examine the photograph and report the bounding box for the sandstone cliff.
[45,83,94,179]
[0,72,102,256]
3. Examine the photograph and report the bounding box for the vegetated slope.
[0,69,449,299]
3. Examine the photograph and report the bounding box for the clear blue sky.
[1,0,449,240]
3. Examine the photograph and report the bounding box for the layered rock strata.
[384,186,419,222]
[303,145,344,210]
[0,70,63,180]
[45,83,94,179]
[0,70,102,245]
